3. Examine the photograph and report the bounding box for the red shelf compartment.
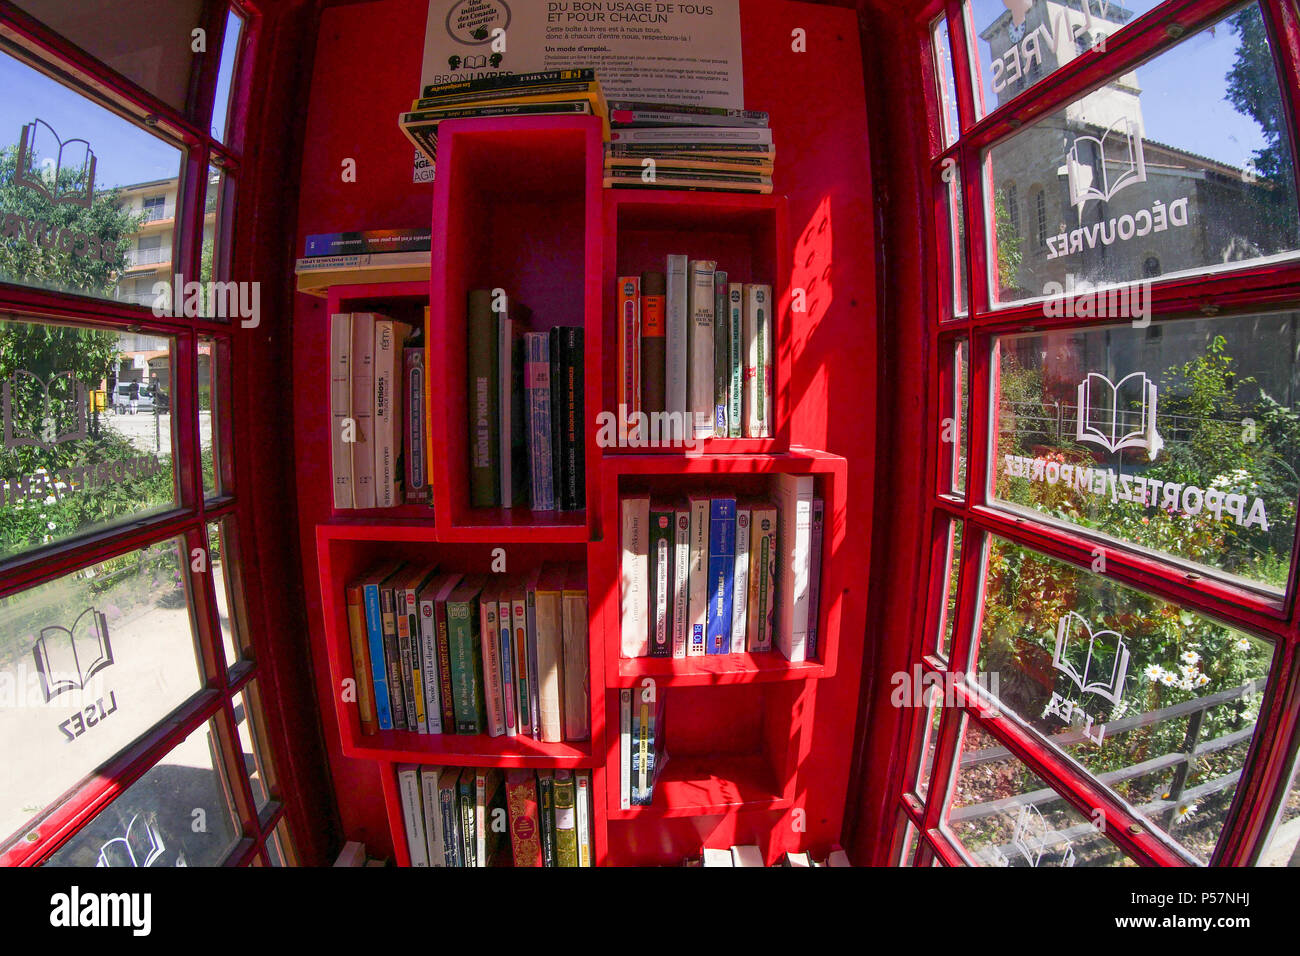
[601,190,791,456]
[426,116,605,543]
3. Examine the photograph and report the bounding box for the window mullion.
[189,0,232,135]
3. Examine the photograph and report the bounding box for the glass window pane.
[986,5,1300,304]
[1258,753,1300,866]
[914,689,943,798]
[0,318,178,562]
[937,520,964,658]
[211,11,245,143]
[0,538,204,846]
[199,336,220,496]
[42,717,240,867]
[234,679,276,813]
[933,15,961,149]
[991,315,1300,592]
[949,717,1134,866]
[200,166,230,321]
[968,0,1161,117]
[0,50,183,303]
[266,816,294,867]
[945,166,968,316]
[11,0,206,113]
[976,538,1274,863]
[206,519,239,670]
[945,339,968,492]
[896,812,919,866]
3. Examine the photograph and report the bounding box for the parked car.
[112,382,156,414]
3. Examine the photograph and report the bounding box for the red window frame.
[874,0,1300,867]
[0,0,317,867]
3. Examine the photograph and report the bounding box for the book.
[608,142,775,160]
[379,573,407,730]
[479,581,506,737]
[534,565,567,742]
[713,269,729,434]
[744,285,773,438]
[603,169,774,194]
[731,507,751,654]
[509,583,531,740]
[617,276,640,438]
[687,260,716,440]
[344,580,377,734]
[523,331,555,511]
[731,845,765,866]
[686,495,711,657]
[373,318,411,507]
[605,154,775,175]
[807,497,825,661]
[553,769,578,867]
[498,298,528,508]
[466,289,498,507]
[575,770,593,867]
[631,686,666,806]
[360,561,404,730]
[349,312,377,509]
[403,340,430,504]
[401,101,595,165]
[619,494,650,659]
[536,770,557,868]
[747,502,778,652]
[827,847,851,867]
[609,104,770,127]
[610,127,774,146]
[438,769,462,866]
[524,567,543,739]
[333,841,367,867]
[497,589,517,736]
[619,688,632,810]
[396,764,428,867]
[775,474,815,662]
[294,251,430,274]
[671,500,691,658]
[395,563,437,732]
[474,768,505,867]
[665,255,689,435]
[783,851,812,867]
[419,766,445,866]
[640,270,667,418]
[648,500,675,658]
[706,497,737,655]
[727,284,744,438]
[421,68,596,100]
[556,327,585,511]
[414,80,606,113]
[329,313,353,509]
[702,847,733,866]
[561,565,589,741]
[457,768,476,866]
[505,769,544,867]
[446,577,488,734]
[305,228,432,257]
[419,572,463,735]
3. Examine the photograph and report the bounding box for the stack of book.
[400,68,611,170]
[345,563,589,741]
[614,262,772,446]
[296,228,431,293]
[466,288,584,511]
[396,765,594,867]
[618,475,825,661]
[329,311,430,508]
[604,102,774,194]
[694,846,851,866]
[618,687,667,808]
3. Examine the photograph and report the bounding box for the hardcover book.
[403,341,430,504]
[505,769,544,867]
[744,285,773,438]
[648,500,675,658]
[537,770,557,868]
[523,331,555,511]
[466,289,499,507]
[445,577,488,734]
[553,769,578,867]
[688,260,717,440]
[774,474,814,662]
[619,494,650,659]
[705,497,737,655]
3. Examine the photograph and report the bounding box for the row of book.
[619,687,666,808]
[345,563,589,741]
[329,312,430,509]
[619,475,825,661]
[396,765,594,867]
[695,846,851,867]
[617,262,773,443]
[400,68,611,169]
[467,289,585,511]
[605,102,774,194]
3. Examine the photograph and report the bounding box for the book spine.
[458,773,476,867]
[619,688,632,810]
[535,586,565,743]
[435,593,457,731]
[630,690,643,805]
[467,290,499,507]
[420,769,443,866]
[636,695,652,802]
[418,594,442,734]
[560,328,585,511]
[350,313,376,509]
[640,272,666,417]
[480,596,505,736]
[807,498,825,660]
[706,497,737,655]
[549,328,564,513]
[380,585,407,730]
[609,126,774,145]
[748,506,777,652]
[345,585,377,734]
[403,347,430,504]
[498,596,517,736]
[553,771,578,867]
[687,496,710,657]
[421,68,595,99]
[665,255,689,431]
[728,284,744,438]
[498,309,513,508]
[562,584,590,741]
[713,270,729,435]
[474,770,489,867]
[617,276,640,439]
[306,229,432,257]
[648,505,674,657]
[525,582,542,740]
[688,261,716,440]
[610,108,771,128]
[402,100,593,125]
[671,504,691,658]
[608,100,769,122]
[362,581,393,730]
[439,780,460,866]
[511,595,530,738]
[524,332,555,511]
[373,320,403,508]
[620,496,650,659]
[744,285,773,439]
[731,509,751,654]
[399,586,426,732]
[329,314,353,509]
[448,598,485,734]
[397,767,428,867]
[775,476,814,662]
[575,771,593,867]
[505,772,544,867]
[537,771,557,868]
[415,80,599,110]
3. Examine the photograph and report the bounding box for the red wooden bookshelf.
[293,0,876,867]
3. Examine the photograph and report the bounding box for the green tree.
[993,186,1023,295]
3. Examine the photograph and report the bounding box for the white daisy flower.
[1160,672,1178,686]
[46,522,55,530]
[1180,664,1197,678]
[1178,678,1194,691]
[1195,674,1210,687]
[1144,664,1165,681]
[1175,803,1198,819]
[1181,651,1199,665]
[1234,638,1251,652]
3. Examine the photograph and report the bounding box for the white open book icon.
[97,814,165,868]
[1067,116,1146,209]
[32,607,113,702]
[2,370,89,451]
[1052,611,1131,704]
[14,119,97,208]
[1076,371,1162,456]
